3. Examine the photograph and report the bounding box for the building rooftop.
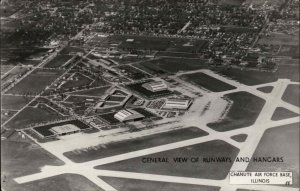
[50,124,81,135]
[114,109,144,122]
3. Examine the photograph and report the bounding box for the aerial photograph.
[0,0,299,191]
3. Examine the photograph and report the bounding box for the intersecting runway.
[14,69,299,191]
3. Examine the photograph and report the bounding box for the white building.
[142,81,168,92]
[126,38,135,42]
[114,109,144,122]
[163,98,192,110]
[49,124,81,136]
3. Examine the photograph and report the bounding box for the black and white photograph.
[0,0,299,191]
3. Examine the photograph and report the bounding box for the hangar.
[114,109,145,122]
[142,81,168,92]
[163,98,192,110]
[32,120,92,139]
[50,124,81,136]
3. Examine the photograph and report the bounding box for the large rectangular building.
[142,81,168,92]
[163,98,192,110]
[114,109,144,122]
[32,120,92,139]
[50,124,81,136]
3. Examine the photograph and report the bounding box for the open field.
[278,45,300,59]
[134,58,209,75]
[1,64,15,76]
[282,84,299,107]
[96,140,239,180]
[1,47,49,62]
[1,66,28,79]
[60,46,85,55]
[6,68,64,95]
[1,139,64,191]
[109,57,151,65]
[258,32,299,46]
[1,95,33,110]
[231,134,248,142]
[64,127,208,163]
[1,110,18,125]
[180,72,236,92]
[213,60,299,85]
[43,54,73,68]
[4,106,64,130]
[60,72,93,89]
[20,174,103,191]
[208,92,265,132]
[107,35,171,51]
[271,107,299,121]
[247,123,299,188]
[101,35,207,52]
[244,0,286,6]
[156,51,201,58]
[213,69,277,86]
[1,66,29,90]
[257,86,273,93]
[218,0,245,6]
[100,177,220,191]
[69,86,111,97]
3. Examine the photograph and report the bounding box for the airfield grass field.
[230,134,248,142]
[64,127,208,163]
[213,59,299,85]
[213,68,278,86]
[271,107,299,121]
[282,84,299,107]
[4,106,64,130]
[60,72,93,89]
[20,174,103,191]
[180,72,236,92]
[100,177,220,191]
[208,91,265,132]
[1,139,64,191]
[96,140,239,180]
[247,123,300,188]
[2,143,100,191]
[6,68,64,95]
[257,86,273,93]
[1,95,33,110]
[133,58,209,75]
